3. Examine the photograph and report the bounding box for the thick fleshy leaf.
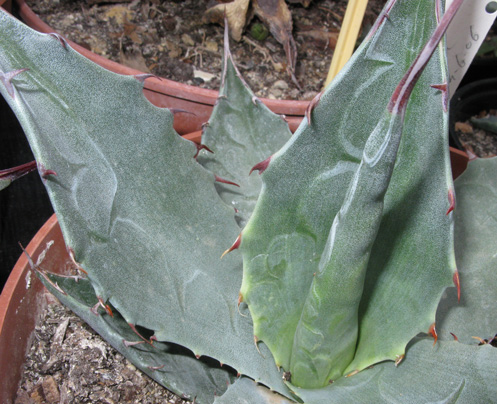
[214,377,296,404]
[239,0,456,387]
[39,272,235,404]
[292,338,497,403]
[437,157,497,343]
[199,37,292,227]
[0,10,290,397]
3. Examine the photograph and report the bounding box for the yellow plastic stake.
[324,0,369,88]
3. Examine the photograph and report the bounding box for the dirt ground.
[27,0,387,100]
[15,299,186,404]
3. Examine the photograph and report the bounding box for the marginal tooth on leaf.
[282,371,291,382]
[431,83,448,112]
[91,302,101,316]
[134,73,155,83]
[148,364,165,370]
[0,68,29,98]
[104,304,113,317]
[123,339,146,347]
[305,91,322,126]
[254,335,265,358]
[193,143,213,160]
[221,234,241,258]
[366,0,396,39]
[236,372,241,378]
[446,188,455,215]
[97,296,114,317]
[236,292,248,317]
[220,362,224,367]
[249,156,272,175]
[395,354,405,366]
[450,332,459,341]
[195,354,201,359]
[214,175,240,187]
[48,33,68,49]
[67,247,88,275]
[345,370,359,378]
[472,336,487,345]
[128,323,155,346]
[37,162,57,180]
[251,95,261,105]
[201,121,210,129]
[453,269,461,303]
[280,114,288,122]
[429,323,438,345]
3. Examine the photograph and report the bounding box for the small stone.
[273,80,289,90]
[302,90,319,101]
[181,33,195,46]
[29,384,45,404]
[42,376,60,404]
[270,88,283,98]
[194,69,216,82]
[103,6,132,25]
[205,40,218,53]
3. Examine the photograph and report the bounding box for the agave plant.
[1,0,496,402]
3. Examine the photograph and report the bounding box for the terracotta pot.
[0,145,468,403]
[0,214,70,404]
[0,0,11,12]
[10,0,307,135]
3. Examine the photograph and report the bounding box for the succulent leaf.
[292,338,497,403]
[437,157,497,343]
[213,377,296,404]
[39,273,235,404]
[198,28,292,227]
[239,0,457,387]
[0,9,290,397]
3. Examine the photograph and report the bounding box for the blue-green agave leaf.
[437,157,497,343]
[198,34,292,227]
[0,9,290,397]
[214,377,296,404]
[239,0,456,387]
[293,338,497,403]
[39,272,235,404]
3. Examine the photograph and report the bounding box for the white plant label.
[446,0,497,96]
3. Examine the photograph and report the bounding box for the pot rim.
[12,0,309,116]
[0,214,63,404]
